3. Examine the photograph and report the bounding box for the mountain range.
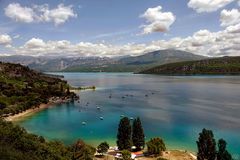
[0,49,205,72]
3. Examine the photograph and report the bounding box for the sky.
[0,0,239,57]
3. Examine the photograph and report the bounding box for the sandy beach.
[4,97,70,122]
[4,103,54,122]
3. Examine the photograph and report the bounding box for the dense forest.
[139,56,240,75]
[0,62,76,116]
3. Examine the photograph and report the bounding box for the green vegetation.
[146,137,166,156]
[197,128,216,160]
[197,128,232,160]
[0,62,77,117]
[132,117,145,151]
[217,139,232,160]
[139,56,240,75]
[71,85,96,91]
[71,140,95,160]
[117,117,132,150]
[97,141,109,156]
[121,150,132,160]
[0,118,95,160]
[117,117,146,151]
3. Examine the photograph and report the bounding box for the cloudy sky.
[0,0,239,57]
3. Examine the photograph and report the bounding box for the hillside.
[0,119,95,160]
[0,62,76,117]
[0,50,205,72]
[139,56,240,75]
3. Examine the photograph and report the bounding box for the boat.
[82,122,86,125]
[130,117,134,120]
[100,117,104,120]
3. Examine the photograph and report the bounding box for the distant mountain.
[0,49,205,72]
[63,49,205,72]
[139,56,240,75]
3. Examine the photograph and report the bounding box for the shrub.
[147,137,166,156]
[122,150,131,160]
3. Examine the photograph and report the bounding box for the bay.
[16,73,240,157]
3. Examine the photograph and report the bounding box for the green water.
[16,73,240,158]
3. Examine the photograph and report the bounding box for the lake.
[16,73,240,157]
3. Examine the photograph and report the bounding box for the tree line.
[0,116,235,160]
[116,117,234,160]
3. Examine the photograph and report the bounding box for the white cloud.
[9,24,239,57]
[188,0,235,13]
[34,4,77,26]
[140,6,176,34]
[24,38,46,49]
[4,3,77,25]
[5,3,35,23]
[226,23,240,33]
[220,9,240,27]
[0,34,12,45]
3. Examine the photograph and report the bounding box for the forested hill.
[139,56,240,75]
[0,62,75,116]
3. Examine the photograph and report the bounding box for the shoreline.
[4,98,70,122]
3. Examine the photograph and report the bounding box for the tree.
[67,86,70,95]
[197,128,216,160]
[217,139,232,160]
[117,117,132,150]
[72,139,95,160]
[132,117,145,151]
[147,137,166,156]
[97,141,109,156]
[60,83,64,93]
[122,150,131,160]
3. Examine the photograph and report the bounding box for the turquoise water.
[16,73,240,157]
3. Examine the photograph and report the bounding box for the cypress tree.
[217,139,232,160]
[132,117,145,151]
[197,128,216,160]
[117,117,132,150]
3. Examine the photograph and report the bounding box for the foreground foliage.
[117,117,132,150]
[147,137,166,156]
[197,128,232,160]
[0,119,95,160]
[132,117,145,151]
[121,150,132,160]
[97,141,109,156]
